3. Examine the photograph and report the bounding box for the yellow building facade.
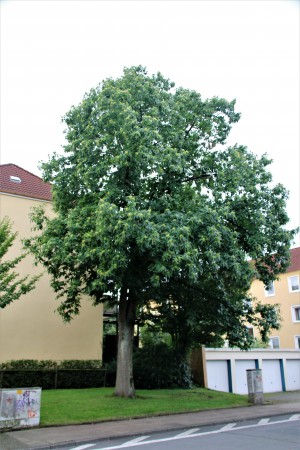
[0,164,103,363]
[250,247,300,349]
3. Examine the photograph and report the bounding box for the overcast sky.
[1,0,299,244]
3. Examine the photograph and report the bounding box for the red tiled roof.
[0,164,52,201]
[287,247,300,273]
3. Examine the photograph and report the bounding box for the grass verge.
[40,388,249,426]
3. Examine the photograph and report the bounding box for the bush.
[0,351,193,390]
[133,342,193,389]
[57,360,102,369]
[1,369,55,389]
[0,359,58,370]
[0,360,105,389]
[55,369,106,389]
[140,328,172,347]
[103,359,117,387]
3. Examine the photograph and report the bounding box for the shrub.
[57,360,102,369]
[0,351,193,390]
[103,359,117,387]
[133,342,193,389]
[0,360,105,389]
[0,359,58,370]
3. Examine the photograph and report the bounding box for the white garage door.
[235,360,256,394]
[207,360,229,392]
[286,360,300,391]
[262,360,282,392]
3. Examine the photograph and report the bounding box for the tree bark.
[114,287,136,397]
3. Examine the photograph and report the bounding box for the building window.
[264,281,275,297]
[291,306,300,322]
[10,175,21,183]
[269,336,280,349]
[295,336,300,349]
[246,326,254,337]
[288,276,300,293]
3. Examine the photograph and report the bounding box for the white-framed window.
[291,305,300,322]
[288,275,300,293]
[294,336,300,349]
[264,281,275,297]
[269,336,280,349]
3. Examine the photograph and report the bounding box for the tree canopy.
[0,217,40,308]
[25,66,296,397]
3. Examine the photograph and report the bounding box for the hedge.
[133,343,193,389]
[0,346,193,390]
[0,360,110,389]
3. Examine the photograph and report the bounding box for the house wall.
[250,269,300,349]
[0,192,103,363]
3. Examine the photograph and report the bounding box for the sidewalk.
[1,391,299,450]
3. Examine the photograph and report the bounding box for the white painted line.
[175,428,200,437]
[121,436,150,446]
[220,423,236,431]
[71,445,95,450]
[93,417,300,450]
[258,418,270,425]
[289,414,300,421]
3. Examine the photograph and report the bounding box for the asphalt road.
[61,414,300,450]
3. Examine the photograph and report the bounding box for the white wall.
[204,348,300,394]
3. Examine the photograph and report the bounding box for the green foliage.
[55,369,106,389]
[24,66,246,320]
[139,326,172,347]
[0,360,105,389]
[0,360,58,370]
[102,359,117,387]
[1,369,55,390]
[133,343,193,389]
[250,338,270,349]
[0,217,40,308]
[103,322,117,335]
[58,360,103,369]
[140,293,280,354]
[24,66,296,395]
[1,354,195,391]
[253,302,281,342]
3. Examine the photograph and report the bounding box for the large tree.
[0,217,40,308]
[25,66,295,397]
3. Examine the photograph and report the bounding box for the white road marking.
[289,414,300,421]
[121,436,150,446]
[220,423,236,431]
[71,445,95,450]
[258,418,270,425]
[175,428,199,437]
[87,416,300,450]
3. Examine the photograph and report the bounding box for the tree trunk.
[114,287,136,397]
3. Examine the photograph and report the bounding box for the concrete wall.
[191,347,300,394]
[0,192,103,362]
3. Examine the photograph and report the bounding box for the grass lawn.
[40,388,249,426]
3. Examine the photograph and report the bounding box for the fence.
[190,347,300,394]
[0,368,114,390]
